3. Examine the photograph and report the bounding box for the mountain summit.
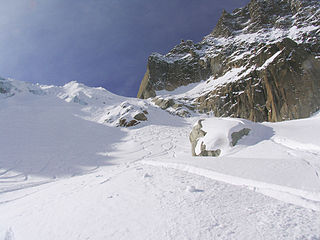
[137,0,320,122]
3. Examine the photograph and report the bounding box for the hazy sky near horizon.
[0,0,249,96]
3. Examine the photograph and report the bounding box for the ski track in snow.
[122,124,320,211]
[1,161,319,240]
[141,160,320,211]
[1,81,320,239]
[272,136,320,184]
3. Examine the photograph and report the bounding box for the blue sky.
[0,0,249,97]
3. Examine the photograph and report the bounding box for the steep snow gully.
[0,79,320,239]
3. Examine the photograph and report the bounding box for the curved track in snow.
[1,80,320,239]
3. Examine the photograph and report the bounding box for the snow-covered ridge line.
[141,160,320,211]
[0,78,121,100]
[155,0,320,65]
[0,78,156,127]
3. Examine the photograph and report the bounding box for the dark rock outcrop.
[137,0,320,122]
[118,118,139,127]
[231,128,251,146]
[133,112,147,121]
[196,38,320,122]
[137,45,211,99]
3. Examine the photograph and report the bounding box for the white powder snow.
[1,78,320,239]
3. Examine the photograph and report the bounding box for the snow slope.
[1,78,320,239]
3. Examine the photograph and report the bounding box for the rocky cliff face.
[137,0,320,122]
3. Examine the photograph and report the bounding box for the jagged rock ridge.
[137,0,320,122]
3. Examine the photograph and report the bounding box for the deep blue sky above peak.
[0,0,249,97]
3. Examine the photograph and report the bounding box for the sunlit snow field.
[0,79,320,239]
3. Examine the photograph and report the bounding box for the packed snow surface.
[1,79,320,239]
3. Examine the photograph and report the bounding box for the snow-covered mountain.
[1,77,320,239]
[1,0,320,239]
[138,0,320,122]
[0,78,165,127]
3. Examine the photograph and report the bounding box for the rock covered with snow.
[138,0,320,122]
[189,119,221,157]
[151,96,195,118]
[104,101,150,127]
[189,118,255,157]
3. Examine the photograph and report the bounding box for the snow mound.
[194,115,320,158]
[194,118,273,156]
[55,81,123,106]
[185,185,196,192]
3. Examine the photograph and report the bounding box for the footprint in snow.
[4,228,14,240]
[143,173,152,178]
[186,185,204,193]
[107,194,119,199]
